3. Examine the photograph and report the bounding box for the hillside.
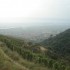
[0,47,28,70]
[0,35,50,70]
[41,29,70,61]
[0,31,70,70]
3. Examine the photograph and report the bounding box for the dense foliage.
[41,29,70,61]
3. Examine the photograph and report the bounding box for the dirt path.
[40,46,48,51]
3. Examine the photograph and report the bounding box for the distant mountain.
[0,24,70,42]
[41,29,70,61]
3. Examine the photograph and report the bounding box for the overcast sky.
[0,0,70,28]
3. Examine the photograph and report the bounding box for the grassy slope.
[0,43,49,70]
[0,35,50,70]
[0,47,28,70]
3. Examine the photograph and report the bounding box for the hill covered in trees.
[41,29,70,61]
[0,29,70,70]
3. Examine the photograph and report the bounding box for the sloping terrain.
[0,35,49,70]
[0,47,28,70]
[41,29,70,61]
[0,30,70,70]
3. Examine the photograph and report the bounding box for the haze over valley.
[0,23,70,42]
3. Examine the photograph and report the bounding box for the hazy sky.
[0,0,70,28]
